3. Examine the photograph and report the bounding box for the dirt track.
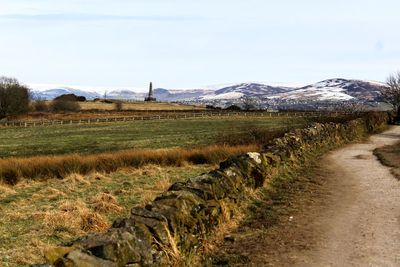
[211,126,400,266]
[292,126,400,266]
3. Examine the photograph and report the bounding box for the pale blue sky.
[0,0,399,89]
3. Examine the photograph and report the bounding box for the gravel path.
[209,127,400,266]
[296,126,400,266]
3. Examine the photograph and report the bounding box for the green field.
[0,116,306,157]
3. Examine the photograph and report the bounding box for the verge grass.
[0,164,214,266]
[374,140,400,179]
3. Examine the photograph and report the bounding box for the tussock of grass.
[91,193,125,214]
[87,172,109,181]
[32,187,67,201]
[42,200,110,233]
[62,173,91,185]
[138,176,173,206]
[154,177,172,192]
[0,144,256,184]
[0,182,15,196]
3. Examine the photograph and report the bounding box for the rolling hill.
[30,78,387,104]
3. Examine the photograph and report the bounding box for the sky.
[0,0,399,91]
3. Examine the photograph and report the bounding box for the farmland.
[0,116,306,157]
[0,112,350,266]
[79,101,206,111]
[0,114,309,265]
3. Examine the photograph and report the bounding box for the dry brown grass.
[199,197,250,256]
[0,144,257,184]
[42,200,110,233]
[0,164,213,266]
[80,101,205,111]
[137,175,173,206]
[91,193,125,214]
[0,182,15,196]
[62,173,91,185]
[374,141,400,179]
[87,172,110,181]
[11,101,206,121]
[156,225,182,266]
[32,187,66,201]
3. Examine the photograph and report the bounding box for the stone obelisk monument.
[144,82,156,102]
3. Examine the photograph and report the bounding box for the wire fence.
[0,111,351,128]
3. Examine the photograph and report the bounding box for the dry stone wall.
[43,112,389,267]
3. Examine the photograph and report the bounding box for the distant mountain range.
[30,78,387,105]
[266,79,385,102]
[32,88,102,100]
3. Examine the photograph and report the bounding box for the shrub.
[0,77,30,119]
[54,94,86,102]
[50,100,81,112]
[115,101,123,111]
[225,105,242,111]
[3,169,19,185]
[32,99,49,112]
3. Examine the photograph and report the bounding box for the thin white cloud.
[0,0,399,87]
[0,13,203,22]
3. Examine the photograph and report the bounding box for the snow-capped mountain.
[216,83,292,96]
[157,88,214,101]
[269,78,384,102]
[201,83,292,100]
[107,89,139,100]
[29,79,387,104]
[32,87,101,100]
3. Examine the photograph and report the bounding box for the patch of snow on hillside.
[202,92,244,100]
[366,80,387,87]
[313,79,346,88]
[268,85,354,101]
[317,90,354,100]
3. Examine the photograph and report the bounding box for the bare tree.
[382,72,400,118]
[32,97,49,112]
[241,95,257,111]
[0,77,30,119]
[115,101,123,111]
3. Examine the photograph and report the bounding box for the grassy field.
[0,164,214,266]
[79,101,206,111]
[0,116,306,157]
[0,113,357,265]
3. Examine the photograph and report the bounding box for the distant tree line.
[2,73,400,120]
[0,77,30,119]
[381,72,400,120]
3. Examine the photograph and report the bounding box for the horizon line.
[26,78,387,93]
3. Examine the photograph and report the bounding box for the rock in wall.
[43,112,389,267]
